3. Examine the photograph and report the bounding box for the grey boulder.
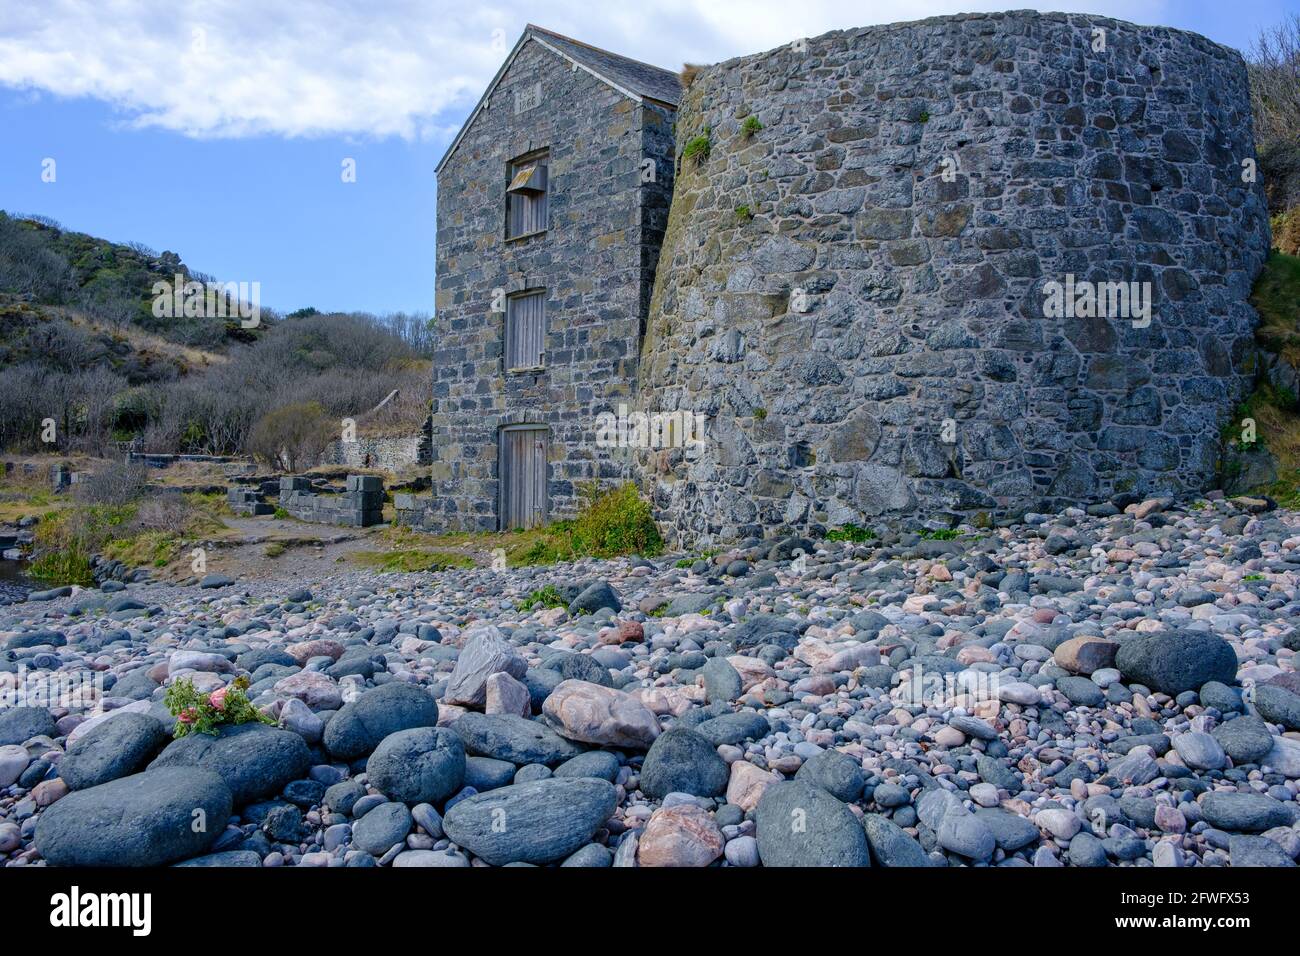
[795,749,865,802]
[454,712,584,766]
[35,767,232,866]
[755,781,870,867]
[442,777,617,865]
[323,682,440,760]
[0,706,58,746]
[147,722,311,806]
[1211,715,1274,764]
[352,801,412,855]
[1114,631,1237,695]
[862,813,928,867]
[366,727,466,805]
[640,727,728,799]
[59,712,170,790]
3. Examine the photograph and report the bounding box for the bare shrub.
[1249,15,1300,213]
[0,212,70,301]
[376,311,436,356]
[130,492,195,533]
[0,363,125,454]
[74,459,150,506]
[0,363,46,450]
[247,401,335,472]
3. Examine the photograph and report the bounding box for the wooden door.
[499,426,548,530]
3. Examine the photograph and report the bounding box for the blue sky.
[0,0,1295,315]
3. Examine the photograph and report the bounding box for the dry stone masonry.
[277,476,385,528]
[638,11,1271,544]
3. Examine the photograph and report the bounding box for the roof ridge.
[524,23,680,81]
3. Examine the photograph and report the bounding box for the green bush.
[518,585,567,611]
[509,483,663,565]
[682,129,711,165]
[248,401,334,472]
[827,523,876,542]
[165,675,274,738]
[1273,209,1300,256]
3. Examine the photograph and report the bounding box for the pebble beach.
[2,492,1299,869]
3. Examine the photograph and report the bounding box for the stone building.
[431,13,1272,544]
[429,25,678,531]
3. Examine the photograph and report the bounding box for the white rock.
[1035,808,1081,840]
[279,697,324,743]
[1263,737,1300,778]
[168,650,235,676]
[996,682,1042,705]
[0,744,30,788]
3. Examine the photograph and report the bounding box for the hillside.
[0,211,433,462]
[0,211,265,349]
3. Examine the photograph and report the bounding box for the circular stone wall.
[638,10,1271,544]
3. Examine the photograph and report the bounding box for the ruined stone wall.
[637,10,1272,545]
[430,38,676,532]
[277,476,384,527]
[323,433,431,473]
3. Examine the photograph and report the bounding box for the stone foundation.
[277,476,386,528]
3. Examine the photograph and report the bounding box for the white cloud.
[0,0,1172,140]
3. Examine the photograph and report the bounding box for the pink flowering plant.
[164,674,274,738]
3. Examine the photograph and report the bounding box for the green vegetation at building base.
[507,482,663,566]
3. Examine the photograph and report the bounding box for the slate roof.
[436,25,681,174]
[525,25,681,108]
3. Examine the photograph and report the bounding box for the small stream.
[0,559,36,603]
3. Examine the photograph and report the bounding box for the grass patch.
[103,529,183,569]
[0,471,69,523]
[264,541,286,558]
[919,528,962,540]
[518,585,567,611]
[826,523,876,542]
[506,482,663,566]
[28,490,227,586]
[682,129,711,166]
[29,504,134,586]
[352,549,475,573]
[1224,252,1300,499]
[1256,469,1300,508]
[741,115,762,138]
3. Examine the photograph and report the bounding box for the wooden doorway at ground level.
[498,424,548,530]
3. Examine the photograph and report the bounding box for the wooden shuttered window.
[506,153,548,238]
[506,291,546,370]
